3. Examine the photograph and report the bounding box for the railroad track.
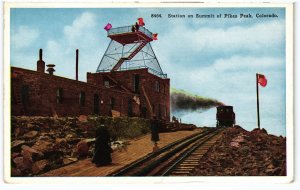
[109,127,224,176]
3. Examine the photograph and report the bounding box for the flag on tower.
[137,18,145,26]
[152,33,158,40]
[104,23,112,31]
[257,74,267,87]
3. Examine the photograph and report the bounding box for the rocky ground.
[12,117,286,177]
[191,126,286,176]
[11,116,150,177]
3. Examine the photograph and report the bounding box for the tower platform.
[107,25,153,45]
[97,24,167,79]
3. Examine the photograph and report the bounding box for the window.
[79,91,85,106]
[133,74,140,93]
[162,84,165,94]
[158,104,162,119]
[155,81,160,92]
[104,80,110,88]
[128,98,133,116]
[21,85,29,105]
[110,97,115,110]
[56,88,63,104]
[152,104,155,115]
[94,94,99,114]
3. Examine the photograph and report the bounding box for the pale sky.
[10,7,286,136]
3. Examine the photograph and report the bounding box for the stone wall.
[87,68,170,120]
[11,67,170,122]
[11,116,150,176]
[11,67,136,117]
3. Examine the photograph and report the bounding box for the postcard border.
[3,2,294,184]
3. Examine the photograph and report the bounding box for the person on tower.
[135,22,139,31]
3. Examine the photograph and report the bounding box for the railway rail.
[109,127,224,176]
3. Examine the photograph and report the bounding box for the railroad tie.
[183,159,199,162]
[172,171,191,174]
[176,167,194,171]
[180,163,199,165]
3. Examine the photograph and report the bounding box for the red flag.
[104,23,112,31]
[152,33,158,40]
[257,74,267,87]
[137,18,145,26]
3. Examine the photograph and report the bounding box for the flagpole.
[256,73,260,129]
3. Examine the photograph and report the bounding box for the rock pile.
[191,126,286,176]
[11,116,150,176]
[11,117,93,176]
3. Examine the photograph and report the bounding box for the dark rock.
[26,123,35,129]
[21,145,44,161]
[14,128,25,137]
[77,141,89,157]
[23,156,33,171]
[12,152,21,159]
[13,157,24,170]
[24,131,39,139]
[32,159,48,175]
[55,138,67,148]
[239,146,250,155]
[271,139,279,145]
[79,125,89,131]
[11,167,22,176]
[13,156,32,172]
[272,158,281,167]
[32,140,54,154]
[191,126,286,176]
[11,140,26,151]
[249,168,258,176]
[273,167,282,175]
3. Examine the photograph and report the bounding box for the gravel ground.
[191,126,286,176]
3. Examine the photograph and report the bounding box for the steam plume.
[171,88,224,115]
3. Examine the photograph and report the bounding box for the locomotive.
[216,105,235,128]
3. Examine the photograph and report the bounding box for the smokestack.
[39,49,42,60]
[76,49,79,81]
[37,49,45,73]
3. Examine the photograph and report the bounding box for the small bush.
[87,116,150,140]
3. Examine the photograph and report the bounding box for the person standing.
[92,126,112,166]
[150,116,160,152]
[135,22,140,31]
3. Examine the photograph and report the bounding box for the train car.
[216,105,235,127]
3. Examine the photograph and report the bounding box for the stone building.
[12,49,169,121]
[11,24,170,121]
[11,52,169,121]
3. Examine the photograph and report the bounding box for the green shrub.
[87,116,150,140]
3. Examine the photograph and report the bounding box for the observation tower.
[96,24,167,78]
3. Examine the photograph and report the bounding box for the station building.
[11,24,170,121]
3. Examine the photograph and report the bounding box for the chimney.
[37,49,45,73]
[76,49,79,81]
[46,64,55,75]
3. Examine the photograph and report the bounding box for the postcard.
[3,2,294,184]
